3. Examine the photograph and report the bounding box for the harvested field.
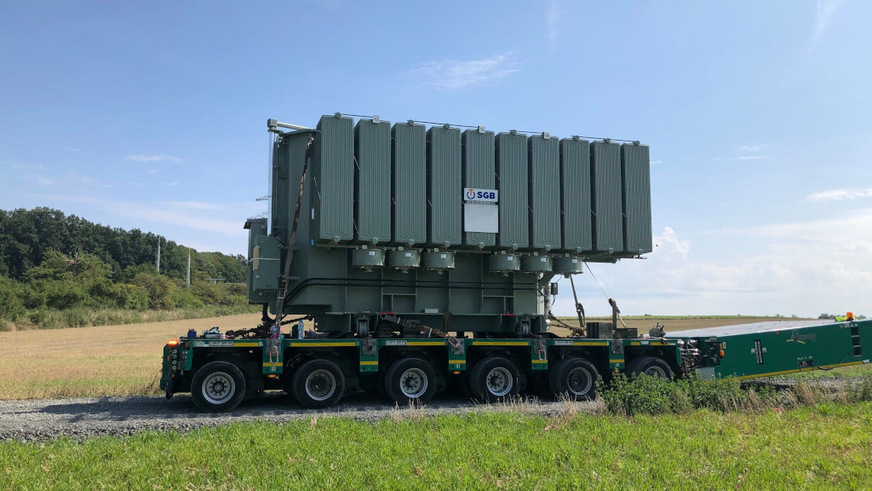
[0,313,265,399]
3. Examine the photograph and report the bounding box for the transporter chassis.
[161,314,682,412]
[161,316,871,412]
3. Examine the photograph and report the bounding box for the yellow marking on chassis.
[531,360,548,364]
[360,361,379,366]
[472,341,530,346]
[235,342,260,347]
[263,362,282,367]
[404,341,446,346]
[288,342,357,347]
[572,341,608,346]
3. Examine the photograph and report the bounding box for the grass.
[1,404,871,489]
[598,373,872,415]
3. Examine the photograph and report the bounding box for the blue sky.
[1,1,870,317]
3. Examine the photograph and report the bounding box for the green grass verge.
[2,404,872,489]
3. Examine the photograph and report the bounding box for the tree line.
[0,208,251,324]
[0,207,245,282]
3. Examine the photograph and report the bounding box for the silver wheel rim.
[305,369,336,401]
[485,367,513,397]
[644,365,668,378]
[398,368,428,399]
[202,371,235,405]
[567,366,593,396]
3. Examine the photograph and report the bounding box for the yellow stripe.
[235,342,261,347]
[532,360,548,364]
[609,360,624,363]
[288,342,357,347]
[360,361,379,366]
[263,362,282,367]
[630,342,640,346]
[405,341,447,346]
[572,341,608,346]
[735,361,864,380]
[472,341,530,346]
[448,359,466,363]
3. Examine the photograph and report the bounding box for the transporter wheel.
[191,361,247,412]
[291,358,346,409]
[549,357,598,400]
[626,356,673,379]
[456,371,472,399]
[384,357,437,405]
[469,356,520,402]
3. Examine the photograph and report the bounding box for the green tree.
[131,272,176,309]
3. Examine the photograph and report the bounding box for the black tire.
[548,357,598,400]
[191,361,247,412]
[384,357,437,404]
[626,356,673,379]
[291,358,346,409]
[456,371,472,399]
[469,356,520,402]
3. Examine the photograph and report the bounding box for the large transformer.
[162,115,872,413]
[246,114,652,336]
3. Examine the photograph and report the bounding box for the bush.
[597,373,824,416]
[111,283,150,310]
[847,376,872,402]
[171,288,205,309]
[131,272,176,309]
[0,276,25,320]
[598,373,691,416]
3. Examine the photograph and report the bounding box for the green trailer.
[666,318,872,380]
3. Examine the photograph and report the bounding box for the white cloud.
[126,154,183,163]
[738,144,769,152]
[25,171,108,188]
[148,169,161,174]
[168,201,223,210]
[737,155,769,161]
[805,188,872,203]
[28,194,258,237]
[811,0,842,50]
[655,227,690,260]
[553,209,872,317]
[404,52,520,91]
[546,0,560,51]
[169,181,179,186]
[2,160,46,171]
[651,160,664,165]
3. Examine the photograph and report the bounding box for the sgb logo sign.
[463,188,498,203]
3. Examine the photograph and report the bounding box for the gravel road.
[0,392,597,442]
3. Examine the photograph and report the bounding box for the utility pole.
[156,238,161,274]
[186,249,191,287]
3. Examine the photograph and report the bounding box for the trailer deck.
[666,318,871,380]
